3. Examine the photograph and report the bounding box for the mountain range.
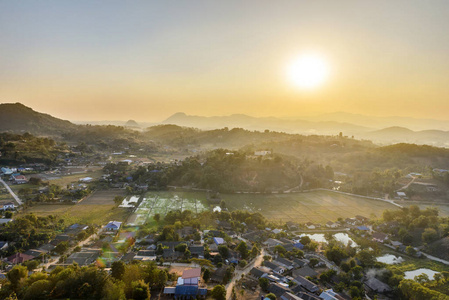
[1,102,449,147]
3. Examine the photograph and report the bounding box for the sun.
[287,54,330,89]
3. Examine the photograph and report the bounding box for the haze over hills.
[2,102,449,147]
[299,112,449,131]
[162,112,372,136]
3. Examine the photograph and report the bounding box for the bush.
[238,260,247,268]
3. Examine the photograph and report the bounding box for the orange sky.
[1,1,449,122]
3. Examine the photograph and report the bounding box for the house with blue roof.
[1,168,13,175]
[293,242,304,249]
[105,221,122,231]
[213,237,225,245]
[357,226,369,231]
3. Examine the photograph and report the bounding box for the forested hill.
[0,103,77,135]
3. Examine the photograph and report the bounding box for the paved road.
[226,249,265,300]
[0,178,23,205]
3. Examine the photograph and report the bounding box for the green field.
[130,190,399,224]
[18,189,400,225]
[18,189,129,225]
[19,203,129,226]
[220,191,399,223]
[127,192,208,226]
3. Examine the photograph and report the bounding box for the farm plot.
[126,192,209,226]
[125,189,398,225]
[79,189,125,205]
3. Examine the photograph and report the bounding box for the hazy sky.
[1,1,449,122]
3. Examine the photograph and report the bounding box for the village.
[0,141,449,299]
[1,180,445,300]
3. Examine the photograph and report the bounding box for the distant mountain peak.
[125,119,139,127]
[374,126,414,133]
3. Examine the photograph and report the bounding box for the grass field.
[134,190,399,224]
[19,189,129,225]
[221,191,398,223]
[0,187,14,203]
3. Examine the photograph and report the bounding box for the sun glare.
[287,54,329,89]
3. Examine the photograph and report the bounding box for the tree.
[223,266,234,284]
[175,243,188,253]
[22,279,52,300]
[325,245,348,265]
[251,245,260,257]
[265,293,276,300]
[29,177,43,185]
[184,249,191,259]
[356,250,376,267]
[111,261,126,280]
[218,245,230,258]
[130,280,150,300]
[349,286,363,299]
[153,213,161,223]
[7,265,28,291]
[211,285,226,300]
[77,231,88,241]
[422,228,438,243]
[309,258,319,268]
[23,260,39,271]
[157,270,168,288]
[219,200,226,210]
[405,246,417,256]
[259,277,269,292]
[102,279,126,300]
[54,241,69,255]
[236,241,249,259]
[300,236,311,245]
[274,245,286,255]
[203,269,211,283]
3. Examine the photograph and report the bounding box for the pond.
[404,268,439,280]
[299,233,358,247]
[376,254,404,264]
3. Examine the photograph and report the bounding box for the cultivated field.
[126,190,399,224]
[19,189,129,225]
[19,189,400,225]
[127,191,208,226]
[79,189,125,205]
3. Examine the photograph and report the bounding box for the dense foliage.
[0,133,66,165]
[0,261,169,300]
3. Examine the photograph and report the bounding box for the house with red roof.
[6,253,34,264]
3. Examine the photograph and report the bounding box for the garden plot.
[126,192,208,226]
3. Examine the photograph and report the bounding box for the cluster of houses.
[1,223,90,269]
[0,167,29,184]
[245,234,340,300]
